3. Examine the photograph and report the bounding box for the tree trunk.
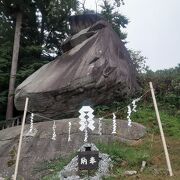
[6,12,22,120]
[40,11,45,45]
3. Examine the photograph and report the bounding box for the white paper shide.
[79,106,95,142]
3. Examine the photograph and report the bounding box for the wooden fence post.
[149,82,173,176]
[13,97,29,180]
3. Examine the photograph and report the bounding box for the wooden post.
[14,97,29,180]
[149,82,173,176]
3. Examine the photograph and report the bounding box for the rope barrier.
[97,89,150,119]
[27,88,151,121]
[27,111,60,121]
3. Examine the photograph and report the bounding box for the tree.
[0,0,26,119]
[0,0,80,120]
[1,0,41,119]
[0,11,14,120]
[76,0,128,40]
[37,0,79,55]
[100,0,128,41]
[129,50,149,74]
[141,64,180,112]
[6,11,22,119]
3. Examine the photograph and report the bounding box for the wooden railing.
[0,116,22,130]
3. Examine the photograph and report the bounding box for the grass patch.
[131,105,180,138]
[42,173,60,180]
[33,153,76,180]
[7,146,16,167]
[97,140,151,172]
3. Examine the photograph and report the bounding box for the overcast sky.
[85,0,180,71]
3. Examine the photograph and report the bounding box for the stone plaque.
[78,151,99,170]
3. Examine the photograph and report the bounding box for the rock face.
[69,14,103,35]
[15,17,138,119]
[0,118,146,179]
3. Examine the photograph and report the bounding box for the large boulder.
[15,18,138,118]
[0,118,146,179]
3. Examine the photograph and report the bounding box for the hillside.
[38,103,180,180]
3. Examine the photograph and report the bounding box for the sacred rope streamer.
[68,122,72,142]
[84,121,88,142]
[52,120,57,140]
[127,105,132,127]
[98,118,103,135]
[132,97,141,112]
[29,113,34,133]
[112,113,117,134]
[79,106,95,142]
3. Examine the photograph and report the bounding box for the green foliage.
[0,21,13,119]
[0,0,80,120]
[40,0,79,55]
[33,153,76,179]
[97,142,150,167]
[7,146,16,167]
[129,50,149,74]
[140,64,180,110]
[131,104,180,138]
[0,0,33,18]
[100,0,128,40]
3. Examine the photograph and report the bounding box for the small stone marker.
[60,143,111,179]
[140,161,146,172]
[124,170,137,176]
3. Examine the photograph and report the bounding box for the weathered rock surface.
[14,18,138,119]
[0,118,146,179]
